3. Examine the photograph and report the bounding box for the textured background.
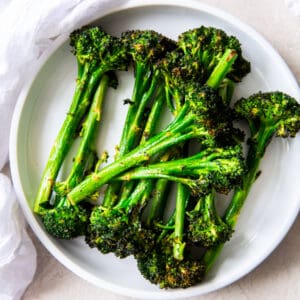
[23,0,300,299]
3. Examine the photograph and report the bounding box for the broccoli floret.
[177,26,250,85]
[187,193,233,248]
[86,181,157,258]
[70,26,129,73]
[122,30,176,65]
[86,206,156,257]
[136,234,205,288]
[235,91,300,139]
[41,197,90,239]
[156,26,250,108]
[86,206,128,255]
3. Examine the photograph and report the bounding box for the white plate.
[10,0,300,299]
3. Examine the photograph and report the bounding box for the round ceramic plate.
[10,0,300,299]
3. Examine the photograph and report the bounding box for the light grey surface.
[25,216,300,300]
[23,0,300,299]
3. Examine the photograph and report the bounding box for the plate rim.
[9,0,300,299]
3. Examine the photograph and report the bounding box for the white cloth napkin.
[0,1,128,299]
[0,174,36,300]
[286,0,300,16]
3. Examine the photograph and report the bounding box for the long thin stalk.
[145,178,171,226]
[206,49,238,89]
[118,63,150,156]
[173,183,189,260]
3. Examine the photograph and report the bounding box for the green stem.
[173,139,190,260]
[116,179,155,212]
[157,212,175,242]
[217,78,235,105]
[203,243,224,271]
[206,49,238,90]
[116,154,222,180]
[118,181,137,204]
[76,59,84,79]
[140,91,165,143]
[146,178,170,226]
[202,191,218,222]
[118,63,149,156]
[173,183,189,260]
[119,173,198,189]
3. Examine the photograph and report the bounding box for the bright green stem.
[69,63,89,114]
[118,181,137,203]
[56,74,110,194]
[124,73,161,154]
[140,91,165,143]
[77,59,84,79]
[203,126,274,272]
[165,84,175,114]
[164,76,182,115]
[217,78,235,105]
[165,85,183,116]
[118,63,150,156]
[203,243,224,272]
[118,172,199,189]
[115,178,154,213]
[116,154,222,180]
[157,212,175,242]
[157,190,191,242]
[84,150,99,175]
[200,191,219,222]
[146,178,170,226]
[34,65,105,213]
[173,142,189,260]
[173,183,189,260]
[206,49,238,89]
